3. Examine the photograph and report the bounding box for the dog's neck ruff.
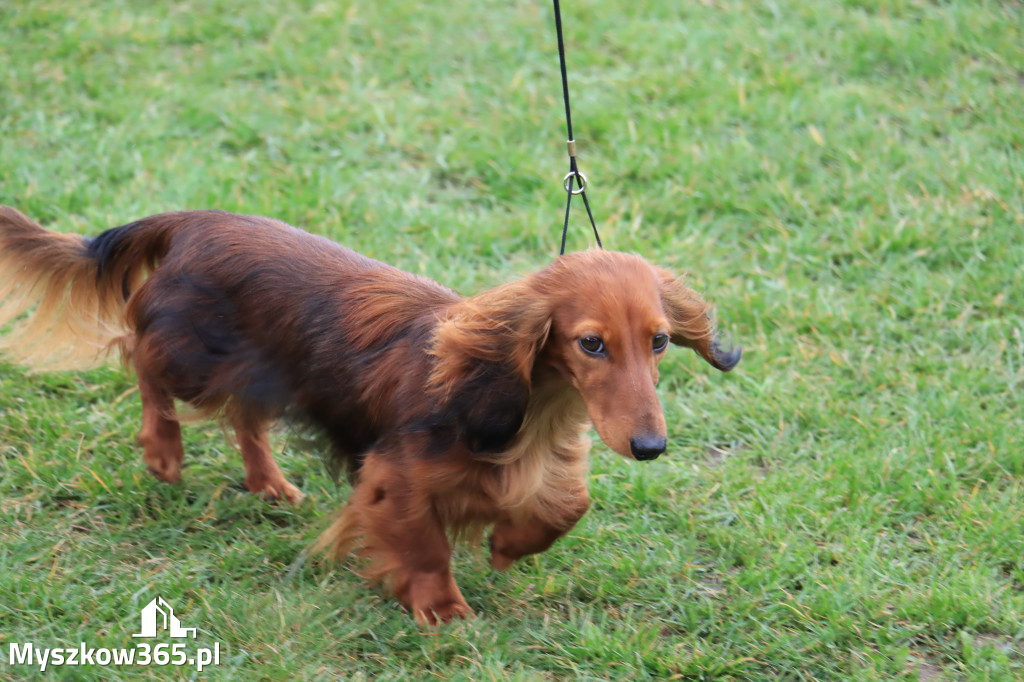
[477,371,592,518]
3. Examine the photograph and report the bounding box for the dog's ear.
[658,269,741,372]
[429,281,552,453]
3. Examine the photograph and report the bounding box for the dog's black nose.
[630,436,666,461]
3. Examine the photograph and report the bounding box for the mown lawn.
[1,0,1022,679]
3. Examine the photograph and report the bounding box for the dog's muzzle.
[630,435,667,461]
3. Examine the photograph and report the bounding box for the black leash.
[553,0,602,255]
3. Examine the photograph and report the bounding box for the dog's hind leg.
[136,371,185,484]
[329,452,473,625]
[230,415,303,504]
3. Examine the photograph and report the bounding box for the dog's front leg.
[489,486,590,570]
[348,454,473,625]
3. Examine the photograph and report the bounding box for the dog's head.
[535,251,739,460]
[430,250,739,459]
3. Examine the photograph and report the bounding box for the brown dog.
[0,206,739,624]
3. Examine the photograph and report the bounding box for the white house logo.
[8,596,221,673]
[132,596,197,639]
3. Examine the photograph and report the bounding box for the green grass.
[2,0,1022,678]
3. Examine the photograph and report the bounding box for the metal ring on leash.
[562,170,587,195]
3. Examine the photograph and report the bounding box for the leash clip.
[562,170,587,195]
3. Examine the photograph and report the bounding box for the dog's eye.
[652,333,670,353]
[579,336,605,356]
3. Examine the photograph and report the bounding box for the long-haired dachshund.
[0,206,739,624]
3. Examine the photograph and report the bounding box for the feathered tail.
[0,206,172,370]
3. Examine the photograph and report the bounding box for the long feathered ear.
[658,269,741,372]
[428,280,551,453]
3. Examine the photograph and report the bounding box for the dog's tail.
[0,206,175,370]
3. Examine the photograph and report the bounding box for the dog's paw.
[489,549,516,571]
[412,599,475,627]
[146,462,182,484]
[143,450,182,484]
[488,532,520,571]
[402,570,474,626]
[248,478,305,504]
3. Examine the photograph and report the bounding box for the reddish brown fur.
[0,206,739,624]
